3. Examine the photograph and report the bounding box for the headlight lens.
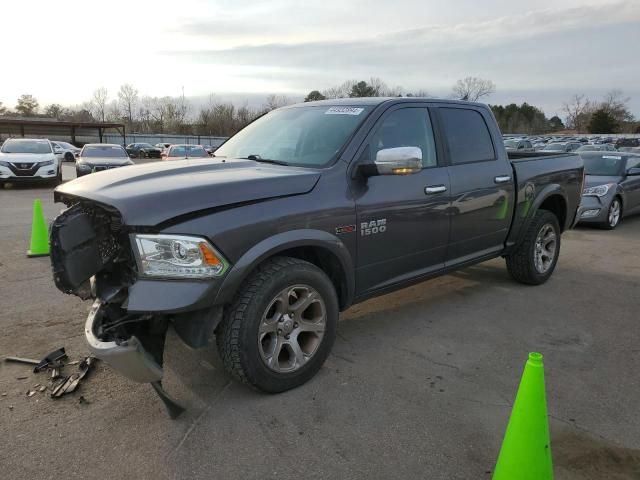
[132,234,229,278]
[38,160,54,167]
[0,160,10,167]
[77,162,92,170]
[583,184,613,197]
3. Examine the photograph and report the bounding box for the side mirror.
[363,147,422,176]
[627,167,640,176]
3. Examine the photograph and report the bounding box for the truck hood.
[54,158,320,226]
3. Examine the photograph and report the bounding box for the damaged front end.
[50,202,168,384]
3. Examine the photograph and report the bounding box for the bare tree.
[562,94,594,132]
[600,89,634,124]
[323,80,356,99]
[117,84,139,127]
[15,94,39,116]
[90,88,109,122]
[452,77,495,101]
[406,89,430,97]
[263,94,291,112]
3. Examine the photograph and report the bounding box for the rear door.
[353,105,450,294]
[436,105,515,265]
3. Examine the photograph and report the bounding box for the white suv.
[0,138,62,187]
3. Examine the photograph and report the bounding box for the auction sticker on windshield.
[325,107,364,115]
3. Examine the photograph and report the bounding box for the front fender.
[213,229,355,307]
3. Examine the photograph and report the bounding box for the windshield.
[168,145,208,157]
[504,140,518,148]
[82,145,128,158]
[1,139,52,154]
[543,143,564,150]
[583,155,625,176]
[215,105,373,167]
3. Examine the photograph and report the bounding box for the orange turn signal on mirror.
[392,167,418,175]
[199,242,223,266]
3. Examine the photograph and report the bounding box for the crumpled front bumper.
[85,300,163,383]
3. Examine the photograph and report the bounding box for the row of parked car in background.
[503,135,640,154]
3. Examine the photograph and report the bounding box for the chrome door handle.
[425,185,447,194]
[494,175,511,184]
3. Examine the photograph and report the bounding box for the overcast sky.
[2,0,639,117]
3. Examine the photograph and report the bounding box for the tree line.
[0,78,636,136]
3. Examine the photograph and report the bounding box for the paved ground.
[1,163,639,479]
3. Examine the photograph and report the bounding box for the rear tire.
[506,210,561,285]
[64,152,74,162]
[216,256,338,393]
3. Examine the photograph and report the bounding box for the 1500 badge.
[361,219,387,236]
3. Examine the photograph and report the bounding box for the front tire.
[216,257,338,393]
[506,210,561,285]
[602,197,622,230]
[50,167,63,186]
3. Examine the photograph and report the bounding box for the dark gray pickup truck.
[50,98,583,412]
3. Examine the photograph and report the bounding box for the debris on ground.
[4,348,98,402]
[5,356,40,366]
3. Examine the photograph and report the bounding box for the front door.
[352,106,451,294]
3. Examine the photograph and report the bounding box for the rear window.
[1,139,52,154]
[168,145,208,157]
[440,108,495,164]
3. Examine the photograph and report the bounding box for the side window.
[440,108,496,164]
[369,108,437,168]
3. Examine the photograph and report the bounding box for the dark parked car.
[75,144,134,177]
[125,143,162,159]
[615,138,640,148]
[578,152,640,229]
[50,98,583,412]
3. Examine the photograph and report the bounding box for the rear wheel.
[64,152,74,162]
[216,257,338,393]
[506,210,561,285]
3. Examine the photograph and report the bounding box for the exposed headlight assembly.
[132,234,229,279]
[582,184,613,197]
[76,162,92,170]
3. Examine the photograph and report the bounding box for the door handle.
[425,185,447,194]
[494,175,511,184]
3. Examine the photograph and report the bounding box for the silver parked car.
[578,153,640,229]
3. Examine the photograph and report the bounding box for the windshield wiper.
[243,154,289,166]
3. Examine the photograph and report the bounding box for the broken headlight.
[132,234,229,279]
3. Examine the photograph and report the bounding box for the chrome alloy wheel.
[533,224,557,274]
[609,199,621,228]
[258,285,326,373]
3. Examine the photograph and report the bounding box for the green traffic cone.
[27,199,50,257]
[493,352,553,480]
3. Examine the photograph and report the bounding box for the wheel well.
[539,195,567,231]
[271,246,349,310]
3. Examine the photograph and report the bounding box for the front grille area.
[7,162,39,176]
[50,201,135,298]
